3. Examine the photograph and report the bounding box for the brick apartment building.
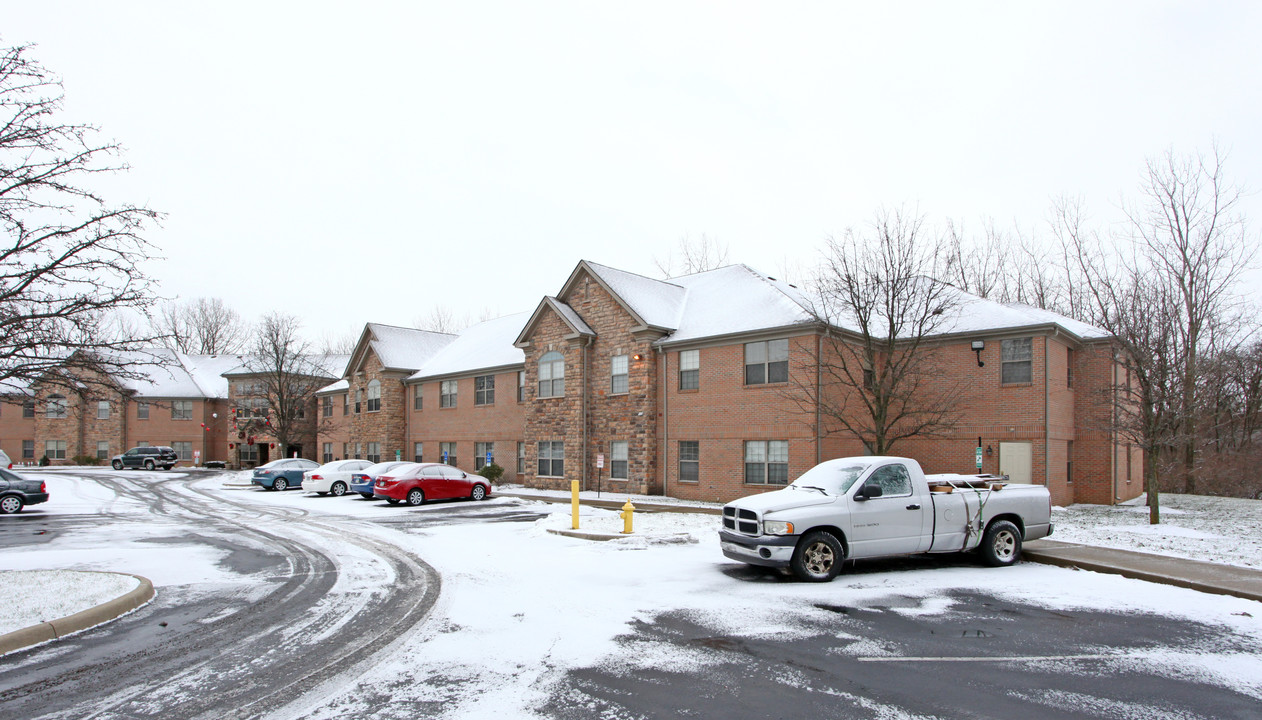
[1,259,1141,507]
[316,260,1141,507]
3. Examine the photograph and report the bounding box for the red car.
[373,463,491,506]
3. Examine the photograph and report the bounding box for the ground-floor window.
[239,444,258,464]
[679,441,699,483]
[440,442,457,467]
[97,441,110,460]
[367,442,381,463]
[45,440,66,460]
[744,440,788,485]
[343,443,351,460]
[414,442,423,462]
[538,441,564,478]
[610,441,628,480]
[353,443,363,460]
[323,443,333,463]
[517,442,525,474]
[475,441,494,470]
[172,442,193,461]
[22,440,34,460]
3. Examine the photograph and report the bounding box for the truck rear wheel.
[980,520,1022,567]
[791,531,844,582]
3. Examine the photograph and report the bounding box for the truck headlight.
[763,520,794,535]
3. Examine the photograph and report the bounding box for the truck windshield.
[789,463,869,495]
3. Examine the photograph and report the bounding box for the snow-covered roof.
[409,313,529,381]
[106,349,243,399]
[581,261,687,330]
[654,265,818,345]
[315,378,350,395]
[359,323,456,372]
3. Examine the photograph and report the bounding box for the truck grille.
[722,506,760,535]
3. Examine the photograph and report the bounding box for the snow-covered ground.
[3,470,1261,717]
[0,570,139,635]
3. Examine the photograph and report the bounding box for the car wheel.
[112,460,123,470]
[980,520,1022,567]
[385,498,399,505]
[790,531,844,582]
[0,496,23,514]
[470,484,486,501]
[273,478,288,492]
[330,482,347,497]
[359,493,374,499]
[406,488,425,506]
[144,459,155,470]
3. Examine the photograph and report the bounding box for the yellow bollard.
[620,498,635,534]
[571,480,580,529]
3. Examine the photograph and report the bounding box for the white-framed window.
[538,351,565,398]
[475,375,495,405]
[137,401,149,420]
[610,441,628,480]
[414,442,423,462]
[610,355,628,394]
[440,442,457,466]
[23,399,35,418]
[744,440,789,485]
[322,397,333,417]
[136,440,149,447]
[323,443,333,463]
[46,394,67,419]
[679,441,699,482]
[354,443,363,459]
[22,439,34,459]
[1001,337,1033,384]
[343,442,351,460]
[172,400,193,420]
[517,441,525,474]
[172,441,193,461]
[440,380,458,408]
[45,440,67,459]
[415,385,423,411]
[366,442,381,463]
[343,394,350,416]
[517,371,526,402]
[679,350,699,390]
[537,441,564,477]
[97,400,110,420]
[475,441,494,470]
[239,444,258,464]
[367,379,381,412]
[745,339,788,385]
[97,441,110,460]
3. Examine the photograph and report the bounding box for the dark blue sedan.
[252,458,319,491]
[349,461,415,498]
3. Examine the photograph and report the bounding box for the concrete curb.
[0,572,155,656]
[1023,544,1262,604]
[499,490,722,515]
[546,527,698,543]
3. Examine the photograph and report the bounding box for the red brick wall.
[0,397,36,463]
[408,368,525,479]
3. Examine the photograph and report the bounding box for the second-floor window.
[137,402,149,419]
[745,339,788,385]
[440,380,458,408]
[475,375,495,405]
[322,397,333,417]
[610,355,628,395]
[46,394,67,419]
[517,371,525,402]
[538,352,565,398]
[23,400,35,418]
[172,400,193,420]
[679,350,699,390]
[97,400,110,419]
[1002,337,1033,384]
[415,385,423,411]
[367,379,381,412]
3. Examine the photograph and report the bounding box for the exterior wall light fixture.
[971,340,985,367]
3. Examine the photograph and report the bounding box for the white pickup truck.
[719,456,1053,582]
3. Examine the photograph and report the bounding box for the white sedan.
[301,459,373,496]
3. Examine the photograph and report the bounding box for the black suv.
[112,446,180,471]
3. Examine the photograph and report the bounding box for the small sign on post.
[396,449,402,462]
[975,446,983,470]
[485,451,493,466]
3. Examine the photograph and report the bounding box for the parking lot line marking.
[858,654,1121,663]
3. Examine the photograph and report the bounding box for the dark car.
[0,467,49,514]
[373,462,491,506]
[252,458,319,491]
[112,446,180,471]
[349,461,415,498]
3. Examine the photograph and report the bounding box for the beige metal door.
[999,442,1033,484]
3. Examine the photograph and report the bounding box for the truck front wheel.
[791,531,844,582]
[980,520,1022,567]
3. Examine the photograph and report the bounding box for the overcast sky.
[7,2,1260,345]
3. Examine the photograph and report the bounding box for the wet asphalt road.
[0,470,534,720]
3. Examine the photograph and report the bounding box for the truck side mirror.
[856,481,883,500]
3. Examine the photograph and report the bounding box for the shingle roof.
[361,323,456,372]
[409,313,529,381]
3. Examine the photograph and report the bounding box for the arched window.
[538,351,565,398]
[46,394,67,419]
[366,379,381,412]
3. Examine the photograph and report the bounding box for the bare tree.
[653,233,730,278]
[153,297,250,354]
[796,209,967,454]
[0,43,163,394]
[237,313,337,458]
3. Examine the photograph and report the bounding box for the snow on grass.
[1051,493,1262,568]
[0,570,139,635]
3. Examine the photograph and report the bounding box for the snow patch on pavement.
[0,570,139,635]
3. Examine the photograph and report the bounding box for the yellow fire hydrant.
[571,480,580,530]
[620,498,635,534]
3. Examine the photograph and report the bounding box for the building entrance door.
[999,442,1033,484]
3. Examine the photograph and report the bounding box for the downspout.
[658,346,668,498]
[816,333,823,465]
[582,337,592,491]
[1043,336,1050,491]
[405,380,411,465]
